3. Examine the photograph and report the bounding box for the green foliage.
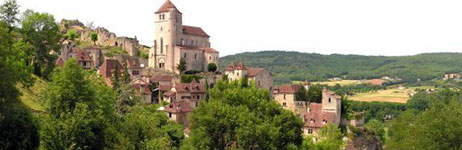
[21,10,61,78]
[347,100,406,122]
[116,105,184,149]
[307,84,323,103]
[296,84,309,101]
[39,59,115,149]
[183,80,304,149]
[90,32,98,45]
[308,124,344,150]
[220,51,462,85]
[177,58,187,73]
[207,63,217,72]
[0,0,19,29]
[65,29,77,41]
[0,103,39,149]
[388,99,462,150]
[364,119,385,141]
[181,74,202,83]
[406,89,461,114]
[329,83,385,96]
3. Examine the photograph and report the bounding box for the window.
[328,98,331,103]
[323,119,327,124]
[194,53,197,59]
[169,113,172,118]
[159,14,162,20]
[283,102,287,107]
[197,95,200,99]
[160,38,163,53]
[196,102,198,107]
[209,56,211,60]
[308,128,313,134]
[184,53,187,58]
[283,94,286,99]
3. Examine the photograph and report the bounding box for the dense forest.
[219,51,462,85]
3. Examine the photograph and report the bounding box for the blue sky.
[15,0,462,56]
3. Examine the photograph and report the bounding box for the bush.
[207,63,217,72]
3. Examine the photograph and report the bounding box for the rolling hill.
[219,51,462,85]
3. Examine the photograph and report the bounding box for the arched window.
[160,38,163,54]
[184,53,187,58]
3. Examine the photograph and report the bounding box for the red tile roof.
[151,75,173,82]
[247,68,265,77]
[274,84,301,94]
[99,59,123,79]
[156,0,181,14]
[164,91,176,97]
[73,50,92,62]
[174,79,205,93]
[56,57,64,67]
[125,58,140,69]
[226,62,247,71]
[164,101,193,113]
[183,25,210,37]
[159,84,173,91]
[304,103,336,128]
[201,47,218,53]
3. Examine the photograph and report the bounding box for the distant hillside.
[219,51,462,85]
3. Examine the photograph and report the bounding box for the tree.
[0,20,38,150]
[91,32,98,45]
[66,29,77,41]
[307,84,323,103]
[183,80,304,149]
[364,119,385,141]
[315,124,344,150]
[39,58,114,149]
[0,0,19,31]
[21,10,61,78]
[176,58,186,73]
[207,63,217,72]
[111,61,121,90]
[296,84,309,101]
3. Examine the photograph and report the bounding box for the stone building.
[56,40,96,69]
[273,84,309,118]
[162,79,205,126]
[303,88,342,136]
[224,62,274,92]
[148,0,219,73]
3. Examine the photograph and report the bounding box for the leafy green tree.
[364,119,385,141]
[207,63,217,72]
[39,58,114,149]
[117,105,184,149]
[240,76,249,88]
[307,84,323,103]
[0,20,38,150]
[183,80,304,149]
[296,85,309,101]
[90,32,98,45]
[0,0,19,31]
[111,61,121,90]
[21,10,61,78]
[177,58,187,73]
[66,29,77,41]
[388,94,462,150]
[315,124,344,150]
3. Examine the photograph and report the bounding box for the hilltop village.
[55,0,366,147]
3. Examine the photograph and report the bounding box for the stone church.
[148,0,219,73]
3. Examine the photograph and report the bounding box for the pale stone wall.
[203,52,219,71]
[180,49,204,71]
[322,91,342,125]
[181,34,210,48]
[251,69,273,91]
[274,93,296,112]
[225,69,248,81]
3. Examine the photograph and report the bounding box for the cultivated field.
[349,86,434,103]
[293,80,362,86]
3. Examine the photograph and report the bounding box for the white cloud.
[14,0,462,56]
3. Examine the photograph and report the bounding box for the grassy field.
[293,80,362,86]
[17,76,47,112]
[349,86,434,103]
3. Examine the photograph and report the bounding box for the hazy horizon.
[15,0,462,56]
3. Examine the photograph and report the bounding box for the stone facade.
[273,84,309,118]
[148,0,219,73]
[224,62,274,92]
[303,88,342,136]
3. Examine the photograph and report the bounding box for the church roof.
[183,25,210,37]
[156,0,182,14]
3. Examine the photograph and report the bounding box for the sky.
[14,0,462,56]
